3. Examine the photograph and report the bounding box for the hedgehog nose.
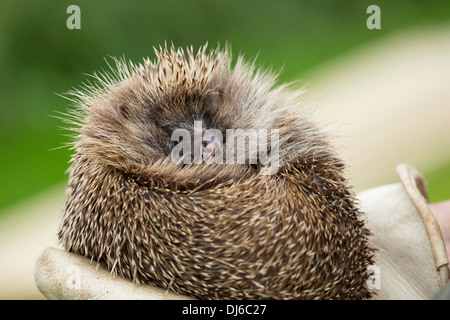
[202,137,221,157]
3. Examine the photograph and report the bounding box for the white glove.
[35,246,193,300]
[358,163,449,299]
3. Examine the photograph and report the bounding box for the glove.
[358,163,449,299]
[35,246,194,300]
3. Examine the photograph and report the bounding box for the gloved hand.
[35,246,193,300]
[358,163,449,299]
[35,163,449,300]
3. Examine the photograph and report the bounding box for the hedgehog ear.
[116,102,130,119]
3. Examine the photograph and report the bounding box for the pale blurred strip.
[0,184,65,299]
[305,24,450,191]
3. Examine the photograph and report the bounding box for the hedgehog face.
[68,45,330,177]
[81,84,228,169]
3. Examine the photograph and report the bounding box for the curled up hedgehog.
[57,44,375,299]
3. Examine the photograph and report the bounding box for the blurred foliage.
[0,0,449,211]
[426,161,450,203]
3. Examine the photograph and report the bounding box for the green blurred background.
[0,0,449,212]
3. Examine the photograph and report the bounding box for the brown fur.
[57,44,375,299]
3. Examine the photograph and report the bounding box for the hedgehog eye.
[116,102,130,119]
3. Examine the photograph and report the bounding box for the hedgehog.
[57,44,375,300]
